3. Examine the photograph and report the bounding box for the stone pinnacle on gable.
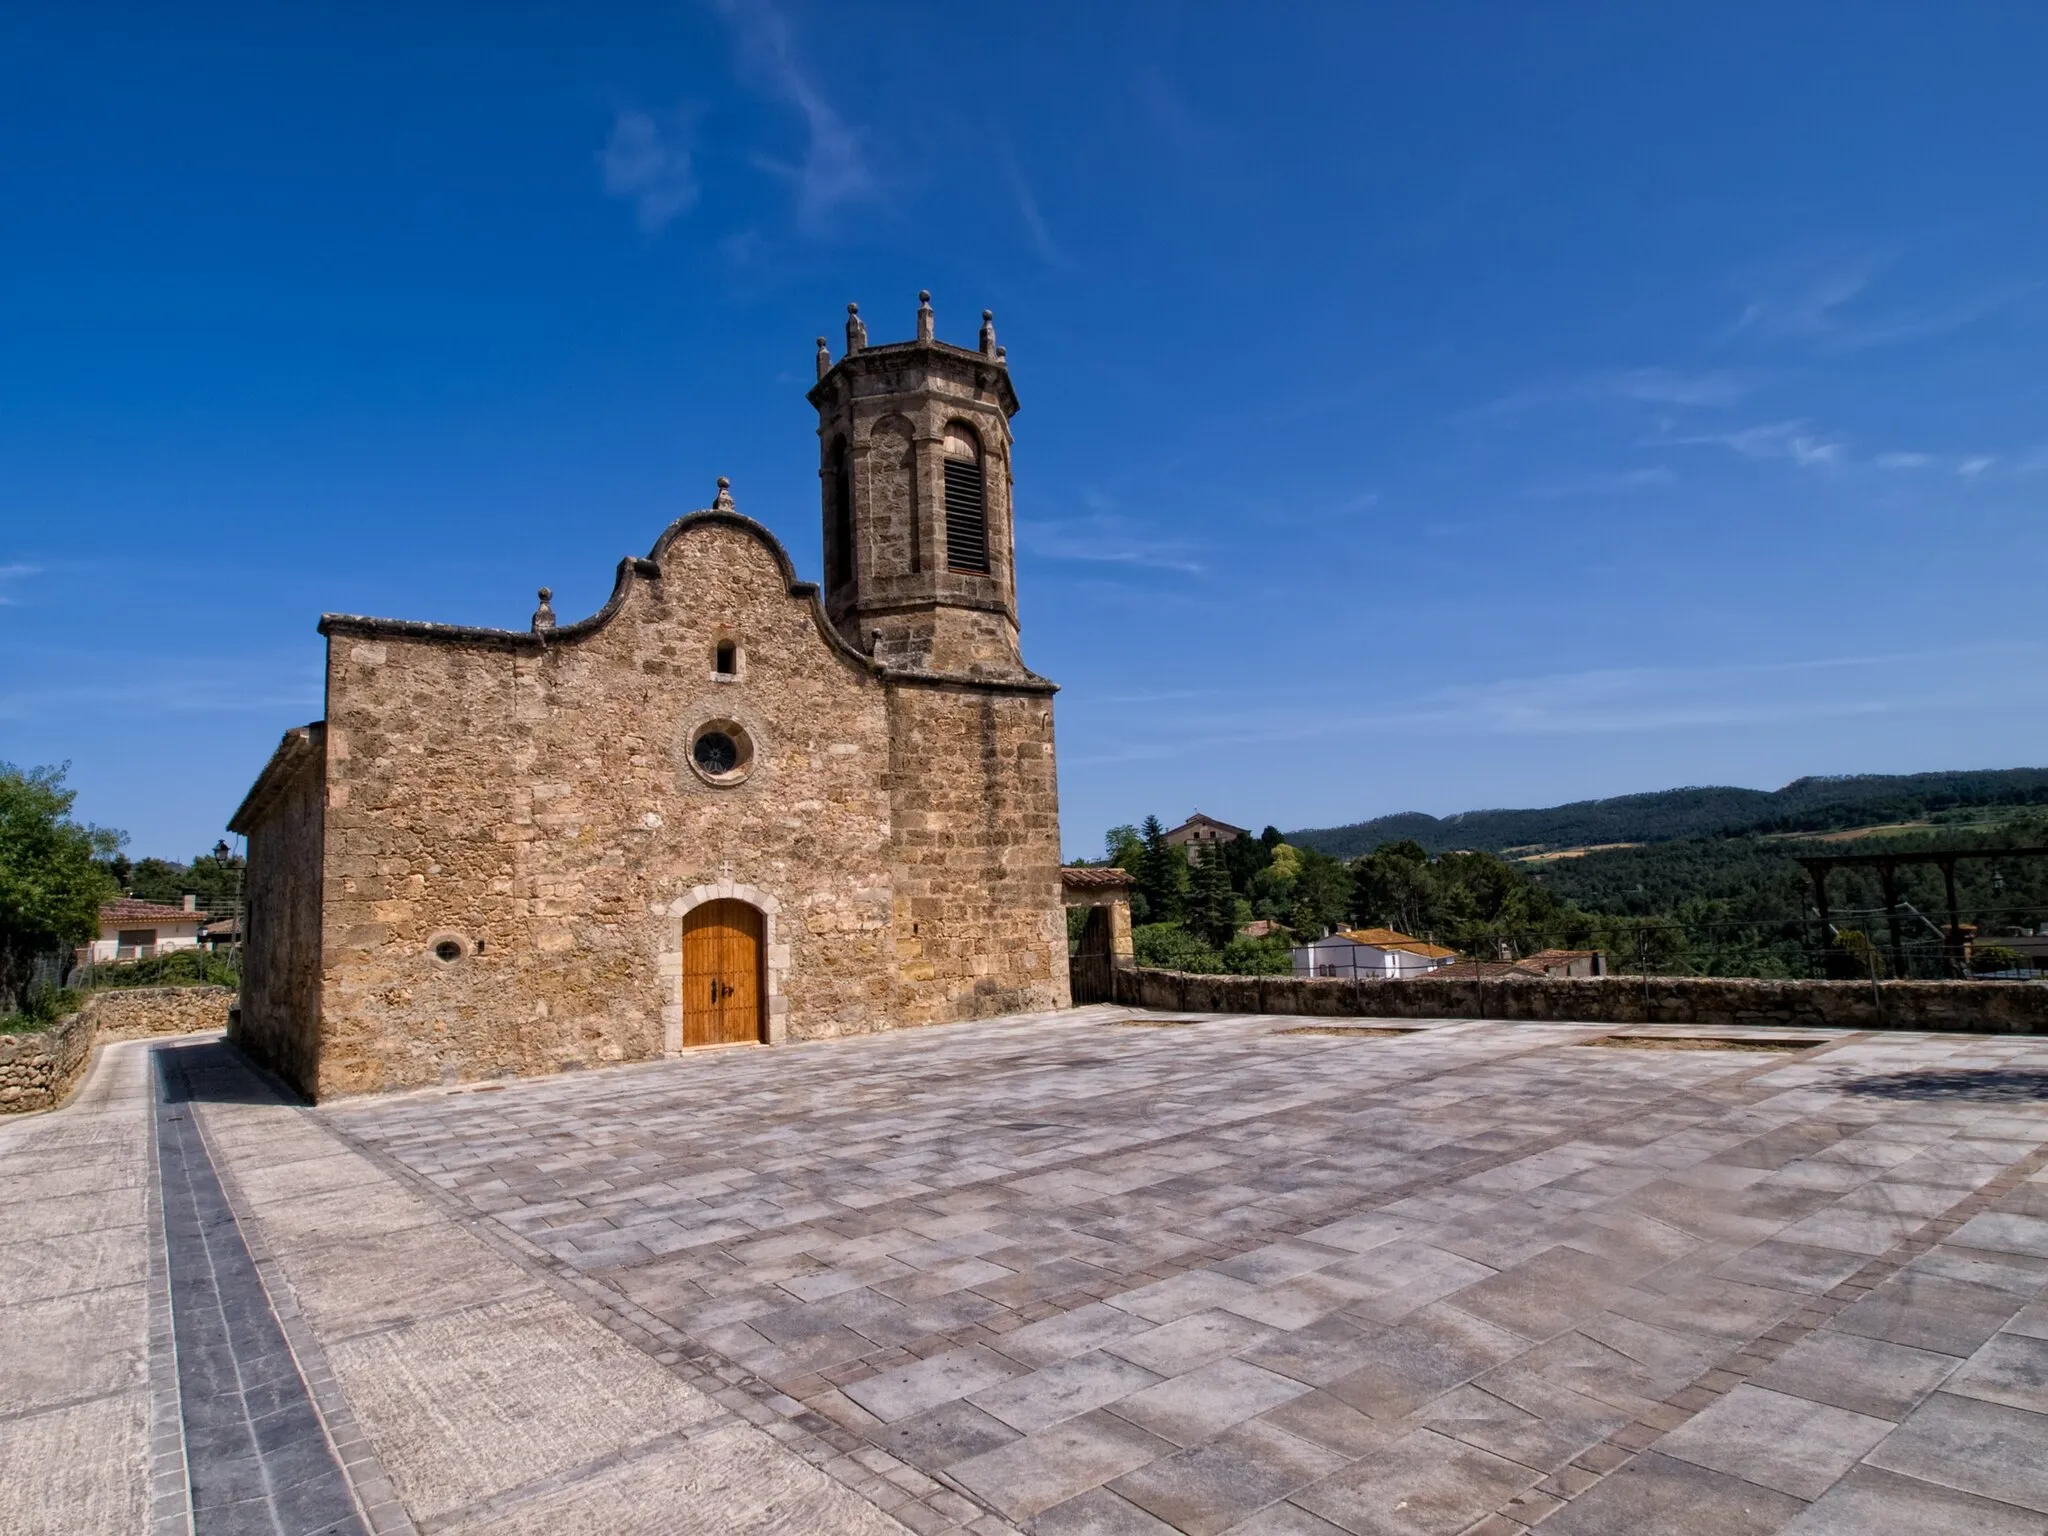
[815,336,830,380]
[530,587,554,632]
[980,309,997,358]
[916,289,934,341]
[844,302,865,354]
[713,476,735,512]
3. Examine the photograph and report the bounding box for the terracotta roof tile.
[100,898,206,925]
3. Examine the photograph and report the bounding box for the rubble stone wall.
[233,735,326,1093]
[1,986,233,1113]
[1111,967,2048,1035]
[886,683,1068,1028]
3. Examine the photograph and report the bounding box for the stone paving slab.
[326,1009,2048,1535]
[7,1011,2048,1535]
[0,1040,157,1536]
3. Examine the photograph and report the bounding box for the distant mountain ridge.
[1287,768,2048,860]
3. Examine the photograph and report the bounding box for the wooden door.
[681,900,764,1047]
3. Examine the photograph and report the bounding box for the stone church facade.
[230,295,1068,1100]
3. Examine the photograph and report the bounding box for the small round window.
[686,719,755,786]
[434,940,463,962]
[694,731,738,775]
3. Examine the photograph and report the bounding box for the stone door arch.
[682,900,764,1046]
[661,882,789,1053]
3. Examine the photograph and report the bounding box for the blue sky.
[4,4,2045,863]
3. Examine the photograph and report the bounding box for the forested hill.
[1288,768,2048,859]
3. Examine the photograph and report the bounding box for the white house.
[1292,927,1459,980]
[86,897,206,963]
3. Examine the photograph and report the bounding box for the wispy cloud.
[599,107,700,232]
[0,563,40,606]
[1527,466,1677,499]
[1019,492,1205,575]
[712,0,878,231]
[1135,69,1226,159]
[996,134,1068,269]
[1659,418,1844,469]
[1465,367,1751,421]
[1723,255,1878,343]
[1721,246,2032,352]
[1061,644,2048,765]
[1605,368,1750,407]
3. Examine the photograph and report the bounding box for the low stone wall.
[1110,967,2048,1035]
[0,986,234,1113]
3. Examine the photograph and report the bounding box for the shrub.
[1,984,80,1034]
[1971,945,2025,975]
[1220,935,1294,975]
[81,948,239,990]
[1133,922,1223,974]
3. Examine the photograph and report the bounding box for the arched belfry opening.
[942,422,988,574]
[827,434,854,593]
[807,292,1028,679]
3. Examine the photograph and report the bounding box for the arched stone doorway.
[680,899,765,1047]
[661,882,788,1053]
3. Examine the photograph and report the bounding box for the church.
[229,295,1069,1100]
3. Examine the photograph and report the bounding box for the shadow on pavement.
[1835,1068,2048,1103]
[153,1037,302,1106]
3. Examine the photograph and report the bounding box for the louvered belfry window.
[942,434,991,577]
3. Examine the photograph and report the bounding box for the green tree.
[1187,852,1237,949]
[0,764,122,1009]
[1136,815,1189,926]
[127,849,243,911]
[1289,846,1355,939]
[1219,827,1279,896]
[1351,840,1435,935]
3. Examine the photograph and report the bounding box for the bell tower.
[808,291,1029,680]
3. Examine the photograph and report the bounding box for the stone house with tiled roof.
[88,898,206,963]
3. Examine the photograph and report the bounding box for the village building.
[1292,926,1460,980]
[1514,947,1606,979]
[83,897,207,964]
[229,295,1069,1100]
[1163,812,1247,863]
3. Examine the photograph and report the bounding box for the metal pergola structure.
[1797,845,2048,979]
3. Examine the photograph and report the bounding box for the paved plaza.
[5,1010,2048,1534]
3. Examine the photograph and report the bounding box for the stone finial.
[845,302,866,353]
[815,336,831,380]
[995,345,1007,364]
[916,290,934,342]
[979,309,997,358]
[713,476,736,512]
[531,587,556,632]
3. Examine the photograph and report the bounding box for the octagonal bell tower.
[808,292,1031,681]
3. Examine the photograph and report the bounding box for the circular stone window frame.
[427,931,473,967]
[686,716,758,788]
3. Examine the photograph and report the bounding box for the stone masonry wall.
[315,517,903,1097]
[886,684,1069,1026]
[234,737,325,1094]
[1,987,233,1113]
[1112,967,2048,1035]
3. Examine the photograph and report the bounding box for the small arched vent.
[942,424,989,574]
